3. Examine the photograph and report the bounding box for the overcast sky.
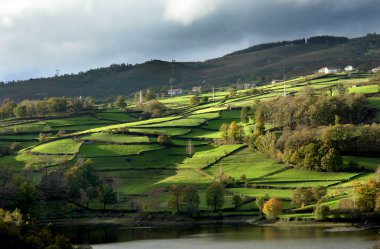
[1,0,380,82]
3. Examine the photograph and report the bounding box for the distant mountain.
[1,34,380,100]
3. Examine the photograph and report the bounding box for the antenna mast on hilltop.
[55,69,60,77]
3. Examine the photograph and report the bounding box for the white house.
[168,88,183,95]
[318,67,340,74]
[372,67,380,73]
[344,65,354,72]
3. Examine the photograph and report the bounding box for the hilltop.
[1,34,380,100]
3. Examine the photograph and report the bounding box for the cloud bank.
[0,0,379,81]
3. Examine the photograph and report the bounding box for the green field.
[207,149,288,180]
[30,139,82,154]
[177,144,245,169]
[349,84,379,94]
[80,133,150,144]
[79,143,163,157]
[45,115,113,127]
[128,127,190,136]
[1,72,380,217]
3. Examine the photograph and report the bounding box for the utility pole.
[139,90,143,103]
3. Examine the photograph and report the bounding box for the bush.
[315,204,330,221]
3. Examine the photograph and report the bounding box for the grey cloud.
[0,0,379,81]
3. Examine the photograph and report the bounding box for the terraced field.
[1,72,379,215]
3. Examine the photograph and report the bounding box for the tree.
[13,105,27,118]
[167,185,184,214]
[255,197,265,214]
[232,194,242,209]
[185,140,194,155]
[157,135,172,145]
[144,89,155,101]
[219,123,229,141]
[38,133,47,143]
[180,186,200,217]
[355,179,379,213]
[320,148,342,171]
[262,197,283,220]
[100,185,117,210]
[206,182,225,212]
[227,121,242,143]
[114,95,126,109]
[334,83,348,95]
[189,96,200,106]
[241,107,249,124]
[291,188,313,208]
[314,204,330,221]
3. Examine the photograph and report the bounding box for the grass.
[72,116,181,135]
[255,168,359,183]
[343,156,380,170]
[128,127,190,136]
[137,118,208,128]
[181,128,221,139]
[45,115,113,127]
[91,147,190,170]
[78,143,163,157]
[186,112,220,119]
[348,84,379,94]
[96,112,138,122]
[0,153,74,169]
[368,97,380,109]
[231,188,293,200]
[30,139,82,154]
[1,122,52,134]
[80,133,150,144]
[177,144,245,169]
[207,149,288,180]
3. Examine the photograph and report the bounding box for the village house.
[344,65,355,72]
[168,88,183,95]
[318,67,340,74]
[372,67,380,73]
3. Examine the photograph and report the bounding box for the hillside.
[1,34,380,100]
[0,72,379,222]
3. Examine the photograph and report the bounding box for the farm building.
[318,67,340,74]
[168,88,183,95]
[344,65,355,72]
[372,67,380,73]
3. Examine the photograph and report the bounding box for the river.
[54,223,380,249]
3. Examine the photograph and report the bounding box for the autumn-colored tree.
[228,121,243,143]
[355,179,379,213]
[262,197,283,220]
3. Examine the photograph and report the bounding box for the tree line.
[0,96,95,119]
